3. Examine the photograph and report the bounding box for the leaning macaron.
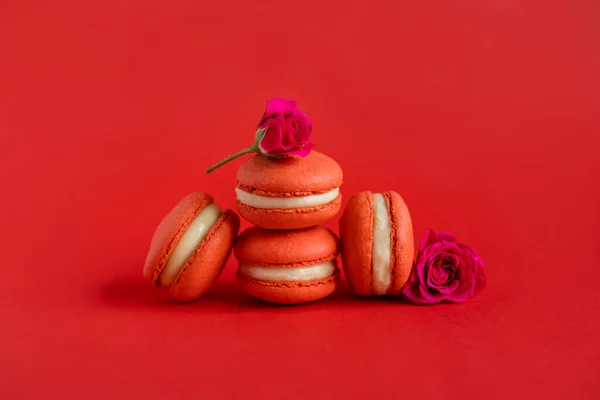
[339,190,414,296]
[143,192,240,302]
[235,151,342,229]
[235,226,340,304]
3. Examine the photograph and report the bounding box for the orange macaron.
[143,192,240,302]
[235,151,343,229]
[339,190,414,297]
[234,226,340,304]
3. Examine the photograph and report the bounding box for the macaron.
[235,151,343,229]
[234,226,340,304]
[339,190,414,296]
[143,192,240,302]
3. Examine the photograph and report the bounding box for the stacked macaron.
[233,151,344,304]
[142,98,418,304]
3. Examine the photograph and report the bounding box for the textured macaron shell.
[234,226,339,266]
[143,192,240,302]
[235,151,343,229]
[236,151,343,195]
[339,191,373,296]
[386,191,415,294]
[339,190,414,296]
[235,226,340,304]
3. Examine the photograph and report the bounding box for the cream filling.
[235,187,339,209]
[372,193,392,295]
[159,203,222,286]
[240,261,336,282]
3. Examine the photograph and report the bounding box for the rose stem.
[205,147,256,174]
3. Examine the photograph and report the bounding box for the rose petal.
[285,116,304,139]
[455,244,485,298]
[402,266,430,304]
[257,99,298,129]
[426,254,459,293]
[425,255,447,287]
[449,262,477,301]
[416,259,430,283]
[264,98,297,117]
[435,232,459,243]
[418,229,437,254]
[288,113,313,142]
[403,284,428,304]
[428,263,457,289]
[436,278,460,294]
[474,274,486,295]
[473,255,486,295]
[418,283,445,304]
[402,267,446,305]
[444,253,461,267]
[444,291,471,303]
[420,242,445,260]
[280,127,296,150]
[438,242,462,255]
[285,142,315,157]
[458,243,479,258]
[258,116,285,154]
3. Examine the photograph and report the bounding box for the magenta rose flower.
[402,229,486,304]
[206,98,314,173]
[257,98,314,157]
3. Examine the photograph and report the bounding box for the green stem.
[205,146,257,174]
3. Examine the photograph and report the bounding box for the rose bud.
[205,98,314,174]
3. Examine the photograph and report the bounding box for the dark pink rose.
[257,98,314,157]
[402,229,486,304]
[205,98,315,174]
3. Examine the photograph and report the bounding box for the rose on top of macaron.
[206,98,314,174]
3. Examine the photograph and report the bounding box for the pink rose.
[402,229,486,304]
[256,98,315,157]
[205,98,315,174]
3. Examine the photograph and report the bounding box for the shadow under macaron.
[98,274,275,311]
[99,270,413,311]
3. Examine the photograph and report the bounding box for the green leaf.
[254,126,268,145]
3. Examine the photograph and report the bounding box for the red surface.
[1,1,599,398]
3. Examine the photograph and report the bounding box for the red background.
[1,0,599,398]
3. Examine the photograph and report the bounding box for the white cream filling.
[159,203,222,286]
[235,187,339,209]
[240,261,336,282]
[372,193,392,295]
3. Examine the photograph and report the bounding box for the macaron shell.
[235,225,340,267]
[339,191,373,296]
[143,192,213,285]
[236,195,341,230]
[169,211,240,302]
[236,151,343,194]
[386,191,415,294]
[237,269,340,305]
